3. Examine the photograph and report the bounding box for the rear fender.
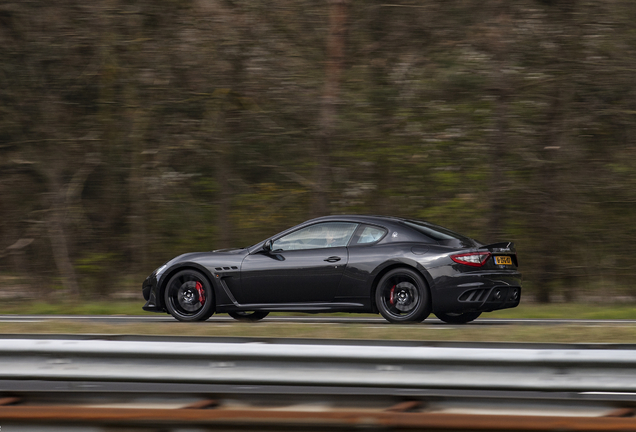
[369,258,435,312]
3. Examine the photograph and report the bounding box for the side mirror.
[263,239,273,252]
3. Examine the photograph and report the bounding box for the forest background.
[1,0,635,305]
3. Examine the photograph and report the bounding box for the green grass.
[0,319,635,344]
[1,301,145,316]
[489,302,636,320]
[3,300,636,320]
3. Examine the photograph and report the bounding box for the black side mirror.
[263,239,273,252]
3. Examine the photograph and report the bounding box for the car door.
[238,222,358,304]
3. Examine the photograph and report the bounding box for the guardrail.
[4,339,636,431]
[1,338,636,392]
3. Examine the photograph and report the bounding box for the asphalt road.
[1,314,636,326]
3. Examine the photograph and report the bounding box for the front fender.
[155,262,220,311]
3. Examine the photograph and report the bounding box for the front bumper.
[431,271,522,314]
[142,274,163,312]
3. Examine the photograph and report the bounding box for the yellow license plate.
[495,256,512,266]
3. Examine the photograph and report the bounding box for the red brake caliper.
[195,281,205,305]
[389,285,396,305]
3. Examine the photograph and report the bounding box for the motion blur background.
[1,1,635,304]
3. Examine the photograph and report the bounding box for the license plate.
[494,256,512,266]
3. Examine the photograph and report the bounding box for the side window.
[272,222,358,251]
[354,225,387,245]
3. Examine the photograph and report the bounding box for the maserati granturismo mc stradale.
[142,215,521,324]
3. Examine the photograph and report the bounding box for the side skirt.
[217,302,366,313]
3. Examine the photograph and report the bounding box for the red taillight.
[451,252,491,267]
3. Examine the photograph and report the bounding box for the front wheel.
[164,269,214,322]
[375,268,431,324]
[436,311,482,324]
[228,311,269,322]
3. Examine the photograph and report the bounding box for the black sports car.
[142,215,521,324]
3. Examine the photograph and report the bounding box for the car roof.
[309,214,398,223]
[307,214,410,227]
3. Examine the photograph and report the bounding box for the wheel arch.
[369,260,434,314]
[157,263,218,311]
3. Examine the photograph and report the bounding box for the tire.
[375,268,431,324]
[164,269,214,322]
[436,311,482,324]
[228,311,270,322]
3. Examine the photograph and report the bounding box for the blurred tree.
[312,0,349,216]
[2,0,636,303]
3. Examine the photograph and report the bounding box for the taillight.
[451,252,491,267]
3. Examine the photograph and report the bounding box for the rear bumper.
[431,270,522,314]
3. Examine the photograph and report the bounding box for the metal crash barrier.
[2,339,636,430]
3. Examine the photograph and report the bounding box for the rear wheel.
[228,311,269,322]
[436,311,482,324]
[375,268,431,324]
[164,269,214,322]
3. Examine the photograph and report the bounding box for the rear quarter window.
[356,226,386,244]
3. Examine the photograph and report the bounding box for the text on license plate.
[494,256,513,266]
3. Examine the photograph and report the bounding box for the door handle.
[324,256,341,263]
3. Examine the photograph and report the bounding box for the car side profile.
[142,215,521,324]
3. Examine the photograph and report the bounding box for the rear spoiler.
[479,242,516,253]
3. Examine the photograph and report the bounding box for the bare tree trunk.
[311,0,349,217]
[127,88,149,274]
[204,97,234,250]
[487,2,512,241]
[535,89,565,304]
[210,27,247,249]
[43,153,100,299]
[367,4,396,216]
[215,140,232,249]
[533,2,580,303]
[45,174,81,299]
[487,68,510,241]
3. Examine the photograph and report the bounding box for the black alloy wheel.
[228,311,270,322]
[164,269,214,322]
[435,311,482,324]
[375,268,431,323]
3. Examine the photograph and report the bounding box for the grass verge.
[0,320,635,344]
[4,300,636,319]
